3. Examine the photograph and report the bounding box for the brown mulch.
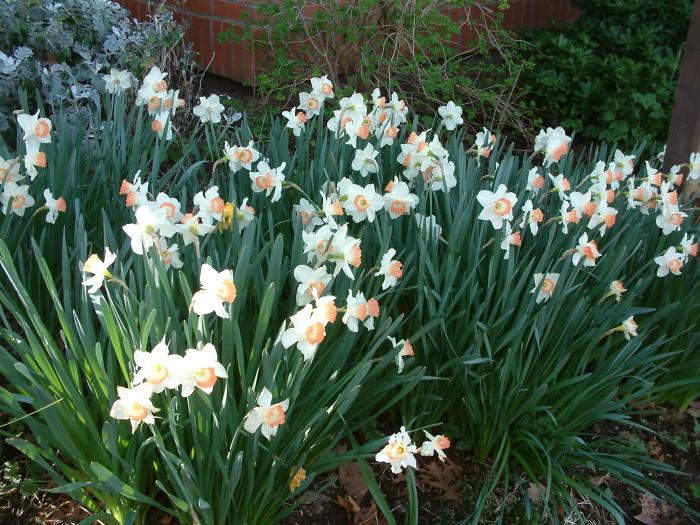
[2,403,699,524]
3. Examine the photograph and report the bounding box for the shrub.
[220,0,534,137]
[0,1,198,134]
[515,0,692,147]
[1,71,699,524]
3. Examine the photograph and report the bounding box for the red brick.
[183,0,212,15]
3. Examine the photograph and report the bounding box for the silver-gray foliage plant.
[0,0,197,131]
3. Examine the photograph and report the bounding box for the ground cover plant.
[0,65,699,525]
[0,1,199,133]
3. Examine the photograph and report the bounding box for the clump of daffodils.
[470,128,697,288]
[110,340,228,433]
[11,68,694,485]
[0,110,67,223]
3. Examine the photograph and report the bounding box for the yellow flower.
[218,202,235,232]
[289,466,306,492]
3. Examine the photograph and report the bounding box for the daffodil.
[620,316,638,340]
[178,212,216,245]
[531,273,559,304]
[294,198,323,231]
[500,221,521,260]
[526,167,544,193]
[415,213,443,240]
[294,264,332,306]
[0,155,22,184]
[281,304,326,361]
[17,110,52,147]
[224,140,260,173]
[383,181,418,219]
[133,339,184,393]
[110,383,159,433]
[151,110,173,140]
[43,189,66,224]
[136,66,168,107]
[534,126,570,166]
[587,202,617,236]
[419,431,450,461]
[249,161,285,202]
[609,280,627,302]
[193,94,225,124]
[611,149,635,179]
[477,184,517,229]
[438,101,463,131]
[328,225,362,278]
[679,233,698,260]
[81,247,117,293]
[0,182,34,216]
[376,426,417,474]
[376,249,403,290]
[548,173,571,199]
[654,247,683,277]
[103,69,132,94]
[122,204,177,255]
[572,233,601,267]
[310,75,334,100]
[342,291,379,332]
[233,198,255,233]
[343,183,383,223]
[655,207,686,235]
[569,191,596,220]
[155,192,183,223]
[282,106,307,136]
[23,142,46,180]
[351,143,379,177]
[388,336,413,373]
[474,127,496,163]
[302,224,334,264]
[154,238,183,269]
[119,172,149,208]
[243,387,289,440]
[299,91,323,117]
[179,343,228,397]
[519,199,544,235]
[190,264,236,318]
[193,186,225,225]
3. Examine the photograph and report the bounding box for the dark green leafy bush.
[515,0,692,147]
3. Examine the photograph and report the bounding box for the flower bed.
[0,68,699,524]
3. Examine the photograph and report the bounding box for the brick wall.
[118,0,581,84]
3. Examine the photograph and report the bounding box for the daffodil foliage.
[0,71,698,524]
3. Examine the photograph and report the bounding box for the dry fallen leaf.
[527,482,545,504]
[336,494,361,514]
[339,461,369,500]
[353,501,380,525]
[687,400,700,418]
[417,460,462,502]
[590,473,611,487]
[634,492,680,525]
[646,437,665,462]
